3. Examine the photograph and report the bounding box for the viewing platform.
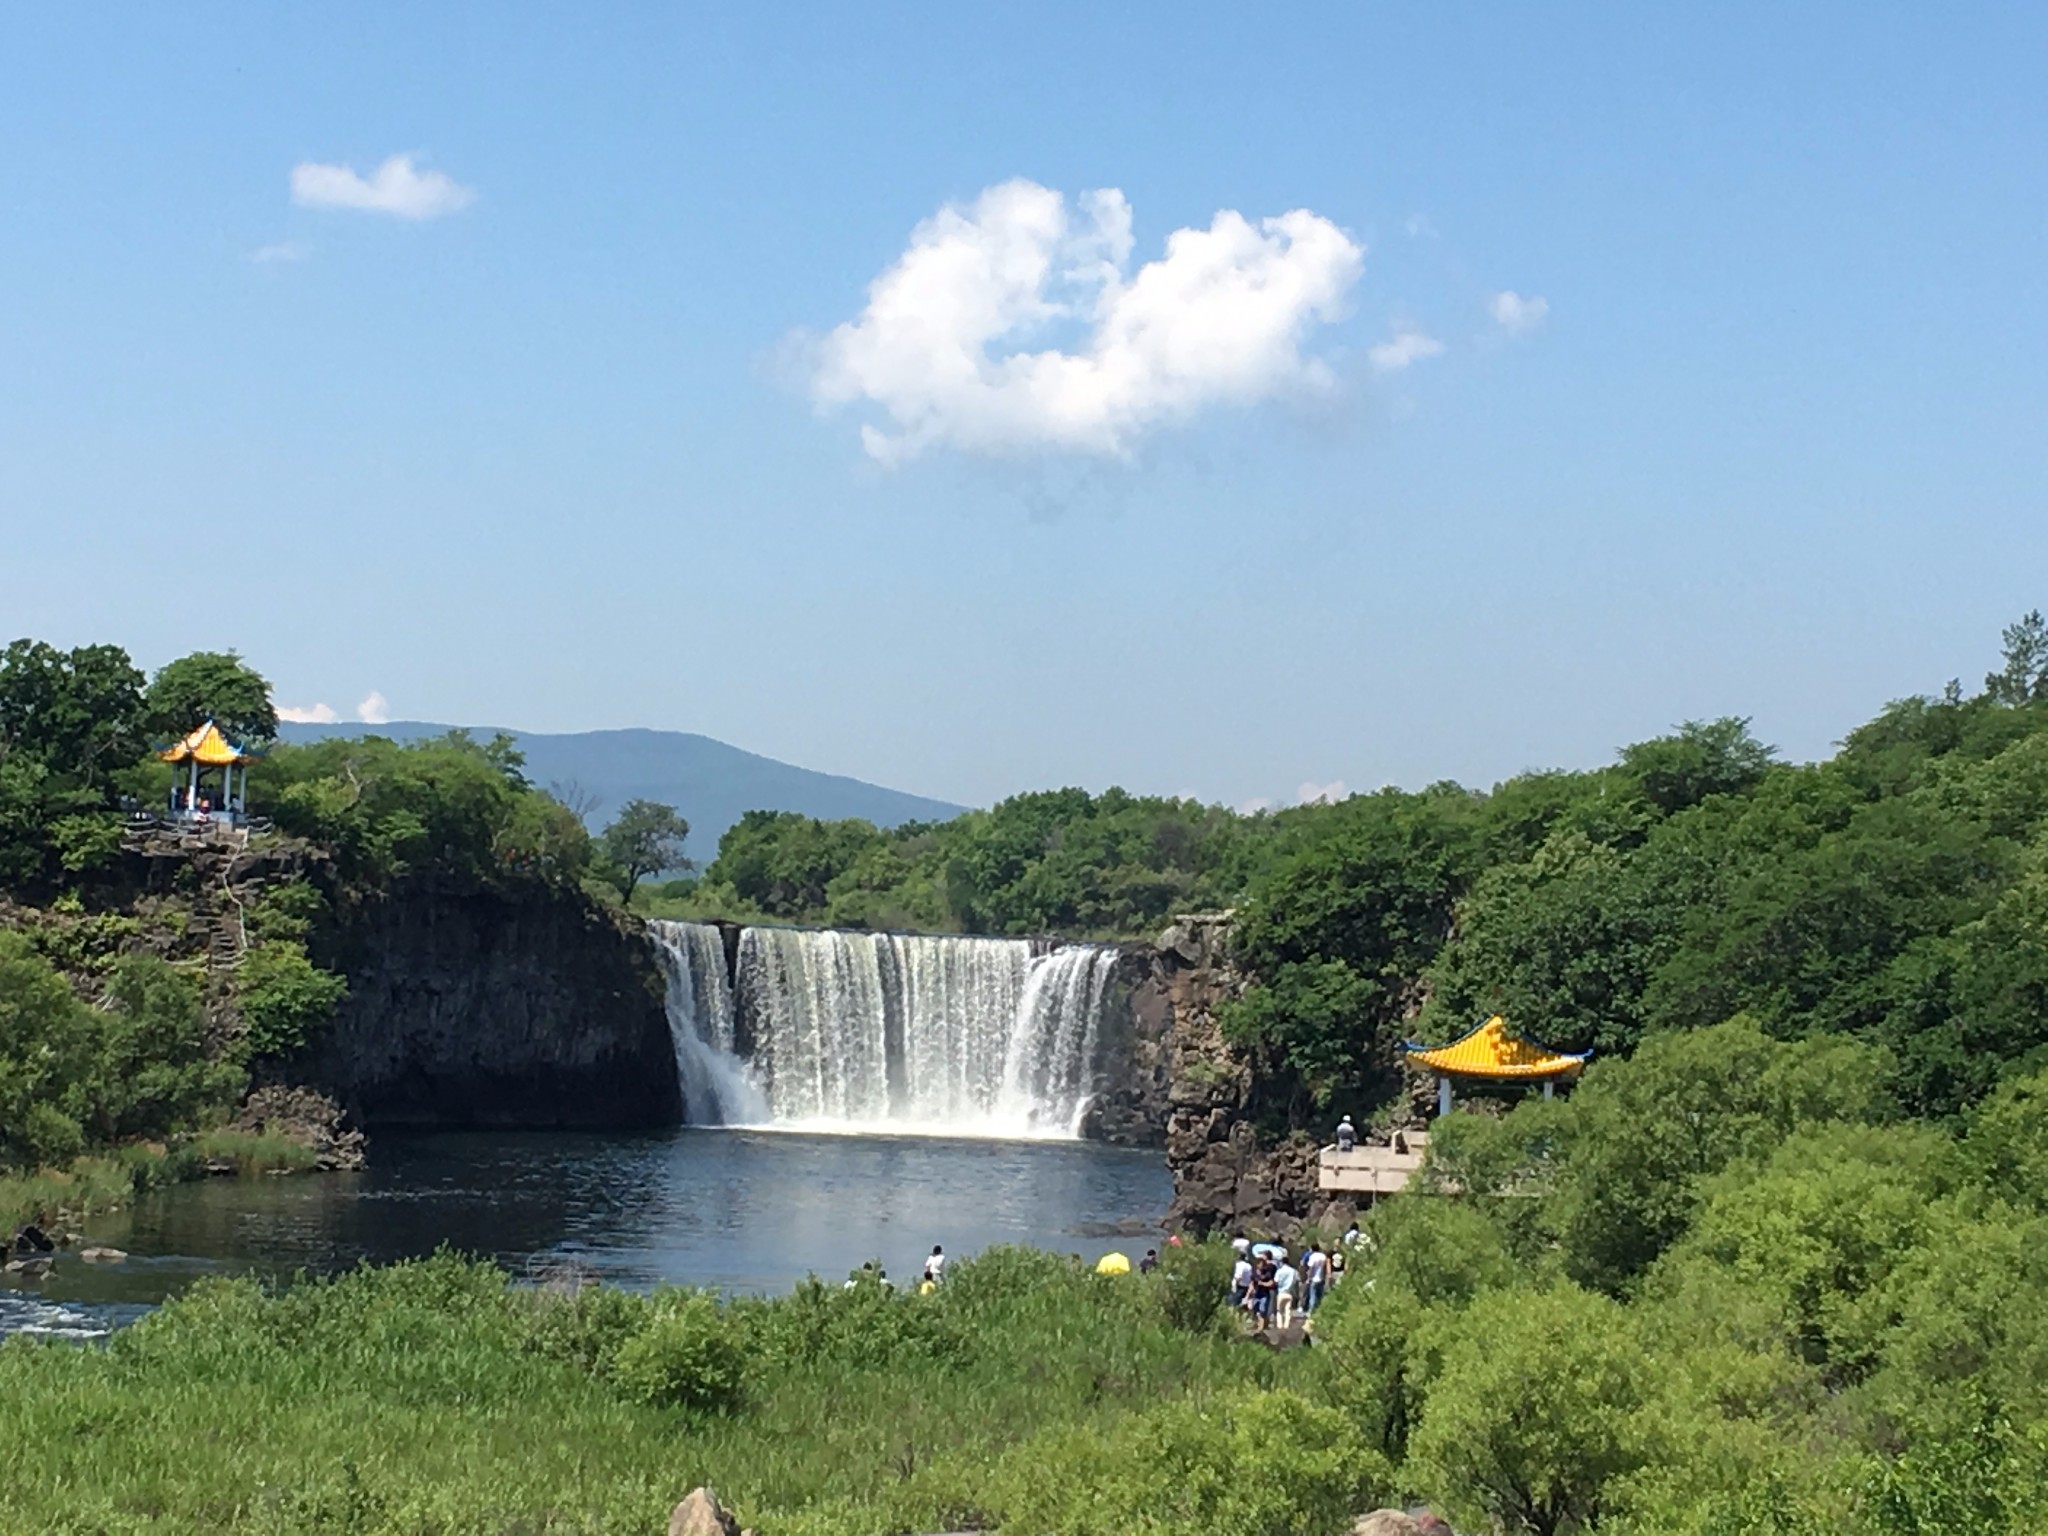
[1317,1132,1428,1196]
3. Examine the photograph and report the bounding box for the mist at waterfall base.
[650,920,1124,1139]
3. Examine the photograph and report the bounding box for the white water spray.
[648,921,1122,1139]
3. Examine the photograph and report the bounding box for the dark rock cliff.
[296,881,680,1130]
[1076,947,1173,1147]
[1152,914,1348,1240]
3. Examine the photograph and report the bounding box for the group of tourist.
[845,1243,949,1295]
[1227,1225,1361,1332]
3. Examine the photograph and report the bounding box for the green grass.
[0,1245,1355,1536]
[0,1134,322,1233]
[0,1146,186,1233]
[186,1129,323,1174]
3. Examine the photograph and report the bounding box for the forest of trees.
[8,613,2048,1163]
[668,613,2048,1129]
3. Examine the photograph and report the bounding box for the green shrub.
[1155,1237,1233,1333]
[234,940,347,1058]
[1409,1283,1649,1536]
[520,1282,650,1374]
[976,1388,1382,1536]
[610,1292,747,1415]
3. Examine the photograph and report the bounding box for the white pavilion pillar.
[1543,1080,1555,1101]
[1437,1076,1453,1118]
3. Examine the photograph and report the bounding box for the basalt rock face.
[296,880,679,1130]
[1076,947,1174,1148]
[1156,914,1338,1241]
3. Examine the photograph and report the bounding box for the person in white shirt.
[1304,1245,1329,1314]
[923,1244,946,1285]
[1229,1255,1253,1310]
[1274,1259,1301,1328]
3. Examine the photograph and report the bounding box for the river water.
[0,1129,1171,1339]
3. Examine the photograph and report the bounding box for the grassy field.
[0,1244,1367,1536]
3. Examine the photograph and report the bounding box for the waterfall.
[997,945,1122,1135]
[649,921,1123,1139]
[648,920,768,1126]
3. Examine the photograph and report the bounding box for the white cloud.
[290,153,476,220]
[1490,290,1549,335]
[806,180,1365,462]
[1237,796,1275,815]
[1297,779,1349,805]
[249,240,310,264]
[277,702,337,724]
[1368,325,1444,373]
[356,691,391,725]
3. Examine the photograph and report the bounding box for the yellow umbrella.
[1095,1251,1132,1275]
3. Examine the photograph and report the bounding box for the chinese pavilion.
[1404,1014,1590,1118]
[158,720,259,825]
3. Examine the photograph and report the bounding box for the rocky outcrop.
[295,880,680,1130]
[229,1085,367,1170]
[1076,947,1173,1147]
[1156,913,1350,1241]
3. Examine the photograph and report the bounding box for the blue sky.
[4,4,2044,811]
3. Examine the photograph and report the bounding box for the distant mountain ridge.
[274,721,967,865]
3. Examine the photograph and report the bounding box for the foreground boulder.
[668,1487,739,1536]
[1352,1511,1451,1536]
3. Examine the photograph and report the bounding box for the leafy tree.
[1985,609,2048,705]
[0,935,244,1169]
[262,733,584,888]
[598,799,692,904]
[98,954,245,1139]
[1221,787,1484,1108]
[1540,1021,1895,1294]
[0,639,147,786]
[0,931,99,1166]
[234,942,348,1059]
[145,650,278,743]
[1650,1122,1954,1383]
[1408,1284,1649,1535]
[1616,717,1776,817]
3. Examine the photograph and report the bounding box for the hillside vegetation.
[675,613,2048,1129]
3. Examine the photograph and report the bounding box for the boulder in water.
[668,1487,740,1536]
[78,1246,127,1263]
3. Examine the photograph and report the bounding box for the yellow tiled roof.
[158,721,253,766]
[1404,1015,1589,1081]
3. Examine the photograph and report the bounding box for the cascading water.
[648,920,768,1126]
[648,920,1123,1139]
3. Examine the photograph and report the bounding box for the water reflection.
[1,1129,1170,1336]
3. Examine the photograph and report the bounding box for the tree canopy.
[144,649,279,744]
[597,799,691,903]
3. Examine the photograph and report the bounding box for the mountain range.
[275,722,966,867]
